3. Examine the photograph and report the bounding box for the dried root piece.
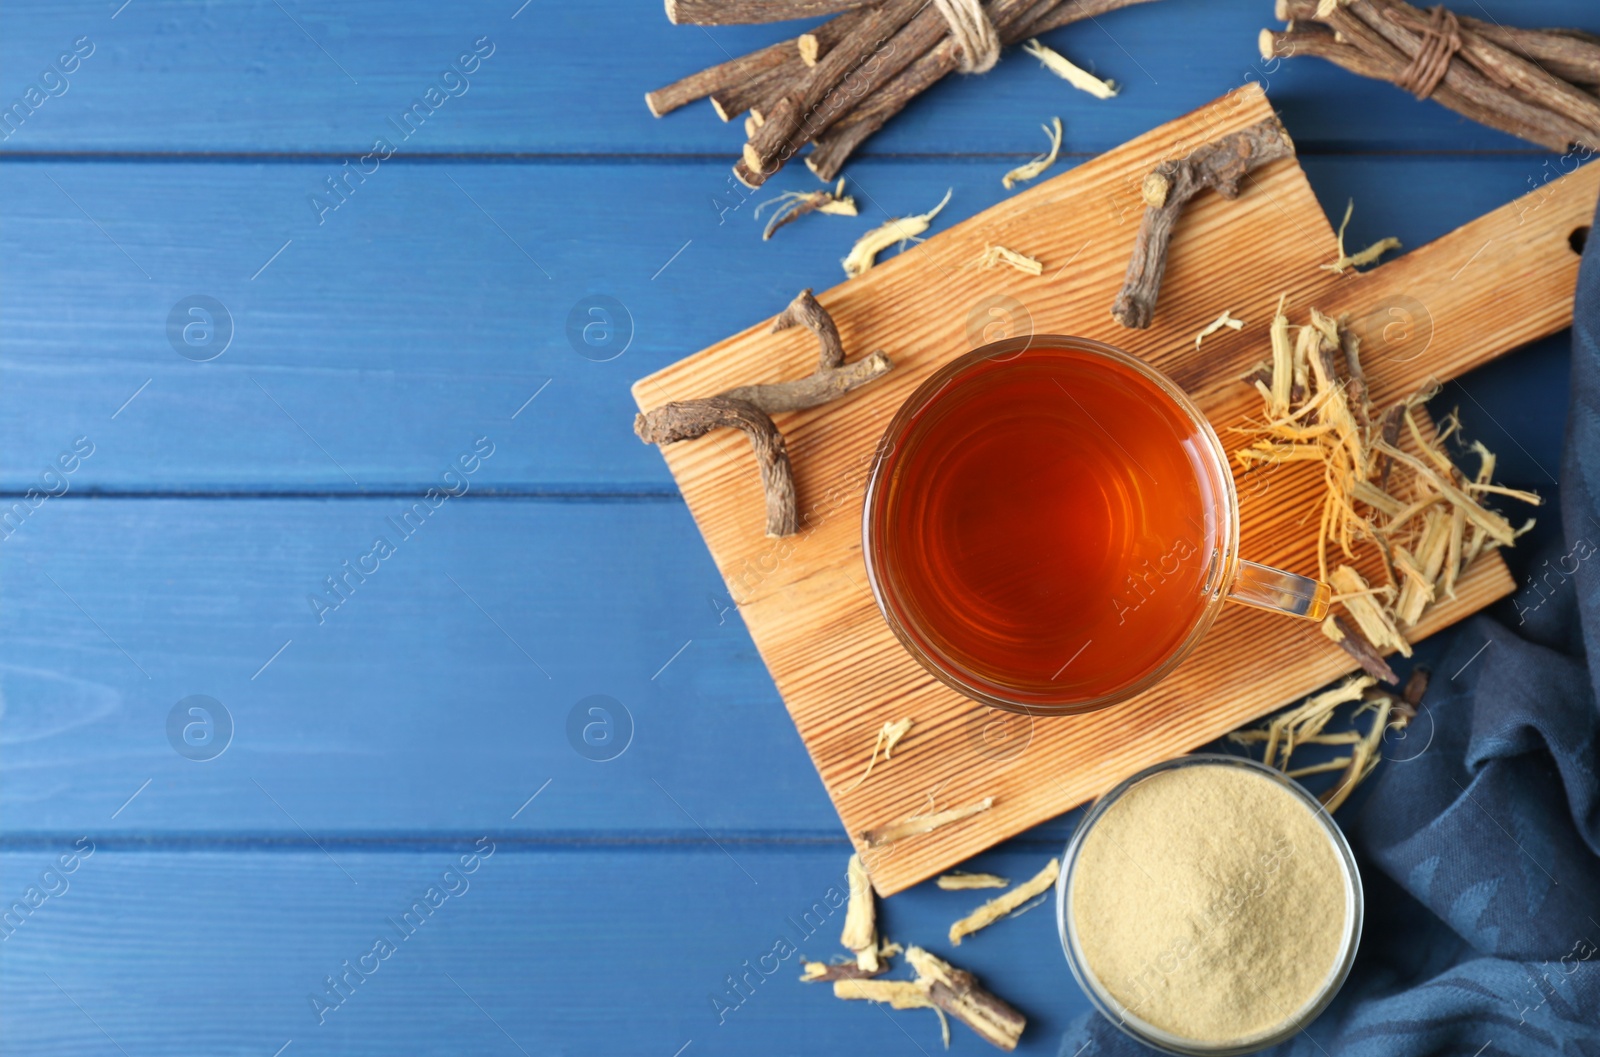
[881,718,913,758]
[650,0,1165,185]
[1322,199,1402,274]
[975,245,1044,276]
[1402,665,1430,709]
[635,289,893,536]
[861,796,994,848]
[936,872,1010,890]
[1331,565,1411,657]
[1321,691,1397,813]
[832,978,952,1047]
[635,397,797,538]
[1285,756,1354,779]
[1022,39,1118,98]
[1263,0,1600,155]
[1320,613,1399,684]
[833,977,934,1008]
[1267,295,1294,417]
[836,718,915,794]
[840,853,879,971]
[801,959,887,982]
[906,946,1027,1051]
[755,178,858,240]
[1237,674,1374,771]
[815,885,1025,1050]
[1112,116,1296,328]
[1235,668,1415,807]
[1194,309,1245,350]
[948,858,1060,945]
[1001,116,1063,190]
[663,0,878,26]
[1233,651,1423,810]
[1236,301,1538,668]
[842,189,951,278]
[644,38,793,117]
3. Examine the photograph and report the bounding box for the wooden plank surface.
[634,85,1597,893]
[3,0,1594,1052]
[0,0,1585,155]
[0,844,1080,1057]
[0,498,859,836]
[1,155,1566,492]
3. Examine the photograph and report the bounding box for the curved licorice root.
[633,289,893,537]
[636,395,797,536]
[1111,116,1296,329]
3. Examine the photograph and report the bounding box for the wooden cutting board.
[633,84,1598,896]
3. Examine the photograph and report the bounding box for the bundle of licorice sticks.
[646,0,1158,187]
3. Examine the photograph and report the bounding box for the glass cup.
[862,335,1330,717]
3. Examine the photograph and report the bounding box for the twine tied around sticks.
[933,0,1001,73]
[1394,4,1462,99]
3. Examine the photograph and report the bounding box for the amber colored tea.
[871,344,1224,705]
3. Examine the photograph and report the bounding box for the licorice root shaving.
[975,244,1044,275]
[755,178,858,240]
[1001,116,1063,190]
[947,858,1060,945]
[836,717,914,795]
[1022,39,1118,98]
[842,189,951,277]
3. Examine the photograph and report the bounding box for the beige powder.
[1069,764,1350,1046]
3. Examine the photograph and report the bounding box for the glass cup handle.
[1227,559,1331,621]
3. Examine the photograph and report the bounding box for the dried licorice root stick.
[646,39,794,117]
[634,289,893,537]
[665,0,875,25]
[1110,115,1296,329]
[741,0,932,183]
[808,0,1162,182]
[1264,0,1600,153]
[906,946,1027,1051]
[1321,613,1400,685]
[636,395,796,536]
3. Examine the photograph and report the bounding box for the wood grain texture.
[2,0,1595,155]
[0,844,1090,1056]
[633,84,1599,894]
[1,1,1589,1052]
[0,497,867,837]
[2,155,1567,493]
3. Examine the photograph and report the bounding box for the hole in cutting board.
[1572,226,1590,256]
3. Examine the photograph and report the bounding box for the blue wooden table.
[0,2,1584,1053]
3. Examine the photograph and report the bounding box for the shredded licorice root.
[948,858,1060,945]
[842,189,951,278]
[975,244,1044,276]
[861,797,995,847]
[1231,667,1431,811]
[1002,116,1063,190]
[755,178,858,240]
[1022,39,1118,99]
[1194,309,1244,350]
[836,718,914,794]
[1322,199,1402,274]
[832,979,952,1048]
[1236,300,1539,664]
[804,851,1026,1051]
[936,872,1009,890]
[839,853,880,971]
[801,960,886,982]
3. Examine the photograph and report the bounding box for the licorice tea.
[864,340,1228,710]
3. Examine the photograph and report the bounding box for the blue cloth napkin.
[1059,200,1600,1057]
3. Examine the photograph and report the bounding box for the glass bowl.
[1055,754,1363,1056]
